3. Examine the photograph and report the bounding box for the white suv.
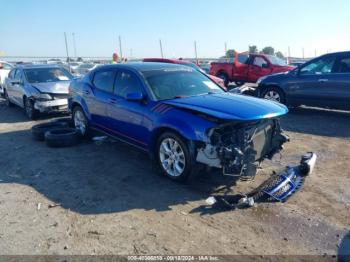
[0,61,14,96]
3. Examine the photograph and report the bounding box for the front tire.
[156,132,193,182]
[4,90,14,107]
[24,98,39,119]
[261,86,286,104]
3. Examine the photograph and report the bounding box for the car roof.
[322,51,350,57]
[14,64,64,70]
[95,62,193,72]
[143,58,192,65]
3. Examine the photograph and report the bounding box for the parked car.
[210,53,294,86]
[68,63,289,181]
[4,64,73,119]
[142,58,226,89]
[256,51,350,110]
[0,61,14,96]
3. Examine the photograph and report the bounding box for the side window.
[336,57,350,73]
[237,54,249,64]
[9,69,16,79]
[93,70,116,93]
[300,57,336,75]
[253,57,268,67]
[114,71,143,98]
[14,69,22,81]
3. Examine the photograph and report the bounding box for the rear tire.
[156,132,194,182]
[216,72,229,87]
[72,106,90,137]
[45,128,80,148]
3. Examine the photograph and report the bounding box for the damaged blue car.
[68,63,289,181]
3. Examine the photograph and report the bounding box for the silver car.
[4,64,73,119]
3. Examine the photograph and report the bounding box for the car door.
[248,56,272,82]
[106,69,149,148]
[87,69,117,127]
[11,69,24,106]
[6,69,16,98]
[233,53,250,81]
[287,55,337,107]
[327,55,350,109]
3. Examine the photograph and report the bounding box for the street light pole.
[119,35,123,60]
[159,39,164,58]
[194,41,198,62]
[72,32,77,58]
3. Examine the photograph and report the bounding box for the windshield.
[266,55,287,66]
[142,68,224,100]
[24,68,73,83]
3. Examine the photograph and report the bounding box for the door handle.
[318,79,329,82]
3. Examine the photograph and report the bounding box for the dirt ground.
[0,97,349,256]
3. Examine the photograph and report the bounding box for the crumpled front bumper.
[34,99,68,113]
[206,152,317,209]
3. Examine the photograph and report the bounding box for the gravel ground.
[0,98,349,256]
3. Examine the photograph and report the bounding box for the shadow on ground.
[0,98,69,124]
[0,126,240,215]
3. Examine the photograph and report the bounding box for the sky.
[1,0,350,59]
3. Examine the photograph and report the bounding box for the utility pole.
[302,48,305,59]
[224,42,227,56]
[314,49,317,57]
[64,32,70,63]
[194,41,198,62]
[72,33,77,58]
[119,35,123,60]
[287,46,291,64]
[159,39,164,58]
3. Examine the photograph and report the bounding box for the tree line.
[225,46,285,59]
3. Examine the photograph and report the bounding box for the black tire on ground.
[4,90,14,107]
[31,122,69,141]
[261,86,286,104]
[24,97,39,120]
[51,117,73,127]
[216,72,229,87]
[45,128,80,148]
[72,106,90,138]
[156,132,195,182]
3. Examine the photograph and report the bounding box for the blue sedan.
[68,63,289,181]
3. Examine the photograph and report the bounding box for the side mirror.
[125,92,144,102]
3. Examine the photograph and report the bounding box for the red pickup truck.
[209,53,294,86]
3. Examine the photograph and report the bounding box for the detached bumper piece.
[206,152,317,209]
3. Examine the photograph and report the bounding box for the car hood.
[163,93,288,121]
[31,81,70,94]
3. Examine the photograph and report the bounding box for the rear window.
[93,70,116,93]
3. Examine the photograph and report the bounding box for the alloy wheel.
[159,138,186,177]
[74,109,87,135]
[264,90,281,102]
